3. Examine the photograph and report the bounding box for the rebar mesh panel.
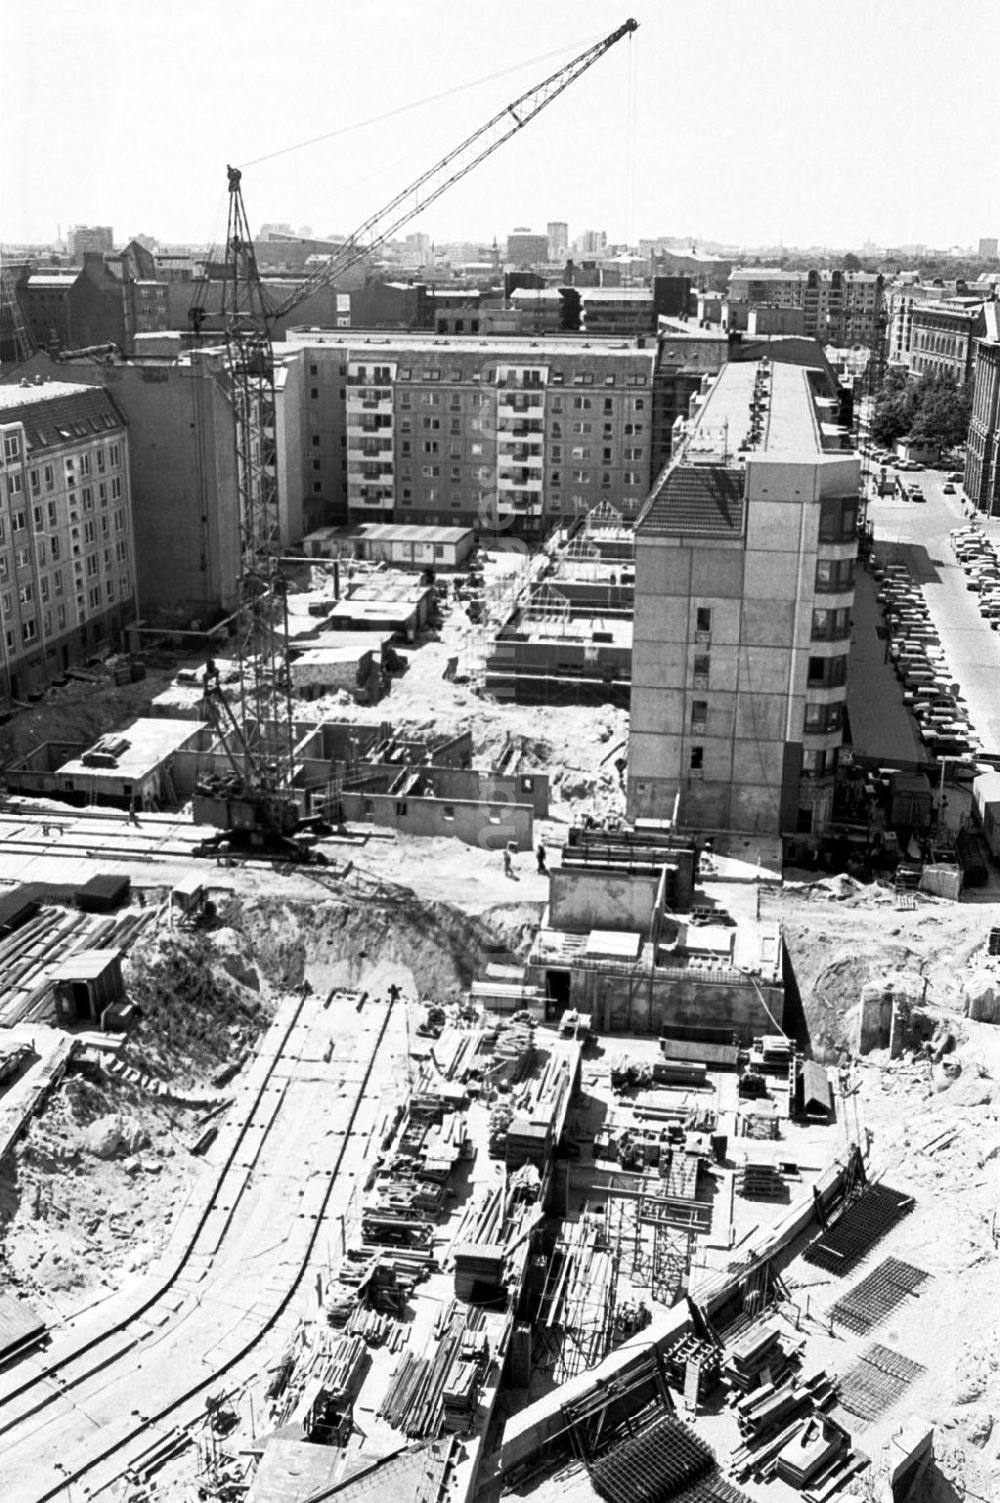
[803,1183,915,1275]
[838,1343,926,1424]
[829,1258,929,1335]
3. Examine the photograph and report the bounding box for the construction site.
[3,17,1000,1503]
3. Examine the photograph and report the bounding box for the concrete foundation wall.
[548,870,658,936]
[545,963,784,1042]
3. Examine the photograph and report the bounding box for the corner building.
[0,383,136,702]
[627,357,859,837]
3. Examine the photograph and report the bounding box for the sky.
[2,0,999,254]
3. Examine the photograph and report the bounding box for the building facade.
[966,302,1000,517]
[547,222,569,261]
[628,357,859,837]
[0,382,137,702]
[286,332,670,536]
[506,232,549,267]
[66,226,113,259]
[727,268,884,346]
[908,300,985,383]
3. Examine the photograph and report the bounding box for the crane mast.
[203,20,638,856]
[220,165,296,792]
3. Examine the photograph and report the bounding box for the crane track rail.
[0,988,394,1500]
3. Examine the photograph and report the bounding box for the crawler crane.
[193,19,638,857]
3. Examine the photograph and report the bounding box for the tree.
[842,253,862,272]
[870,370,973,452]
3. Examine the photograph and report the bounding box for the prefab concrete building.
[346,523,475,571]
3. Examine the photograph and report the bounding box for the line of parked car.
[952,525,1000,626]
[871,554,983,761]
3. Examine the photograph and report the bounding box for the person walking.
[536,842,548,875]
[503,848,512,878]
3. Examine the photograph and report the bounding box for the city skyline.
[3,0,999,256]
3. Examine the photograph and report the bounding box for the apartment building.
[627,356,859,838]
[0,382,136,702]
[966,301,1000,517]
[285,332,664,536]
[727,268,884,346]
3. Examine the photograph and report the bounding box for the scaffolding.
[520,583,572,632]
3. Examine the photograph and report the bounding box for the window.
[572,397,592,410]
[808,654,847,687]
[696,606,712,634]
[36,539,45,566]
[691,699,708,731]
[40,575,49,602]
[17,582,32,605]
[623,471,641,485]
[2,434,20,462]
[571,470,590,483]
[50,535,60,560]
[54,569,63,595]
[96,449,106,472]
[442,806,456,821]
[572,422,592,435]
[29,469,39,496]
[693,652,710,686]
[16,547,29,568]
[814,557,855,592]
[21,618,37,643]
[80,453,91,477]
[7,474,22,499]
[689,746,704,770]
[309,363,318,377]
[43,465,55,492]
[395,801,408,816]
[310,387,319,400]
[84,520,95,544]
[111,476,122,500]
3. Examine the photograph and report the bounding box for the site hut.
[627,351,859,839]
[345,522,475,571]
[54,717,201,809]
[50,948,125,1027]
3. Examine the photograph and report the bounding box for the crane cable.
[239,33,606,170]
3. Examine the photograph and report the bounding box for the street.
[865,464,1000,756]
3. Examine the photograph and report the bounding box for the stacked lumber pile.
[723,1319,784,1393]
[729,1370,839,1485]
[735,1159,786,1199]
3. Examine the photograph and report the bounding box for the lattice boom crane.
[200,19,638,855]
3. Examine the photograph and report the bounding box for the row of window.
[684,699,842,736]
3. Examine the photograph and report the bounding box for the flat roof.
[353,523,473,544]
[694,360,824,456]
[58,718,198,781]
[284,329,658,359]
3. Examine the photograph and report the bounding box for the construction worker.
[502,848,512,878]
[387,982,402,1005]
[536,842,548,875]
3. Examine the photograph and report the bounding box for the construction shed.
[347,523,475,571]
[50,949,125,1026]
[800,1059,833,1118]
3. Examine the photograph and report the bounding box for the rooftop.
[284,330,659,360]
[352,523,474,544]
[0,384,124,450]
[58,719,199,782]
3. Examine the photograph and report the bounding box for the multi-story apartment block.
[285,332,666,536]
[627,356,859,838]
[506,232,549,267]
[0,382,136,702]
[66,225,114,259]
[908,300,986,383]
[727,268,884,346]
[547,222,569,261]
[966,302,1000,517]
